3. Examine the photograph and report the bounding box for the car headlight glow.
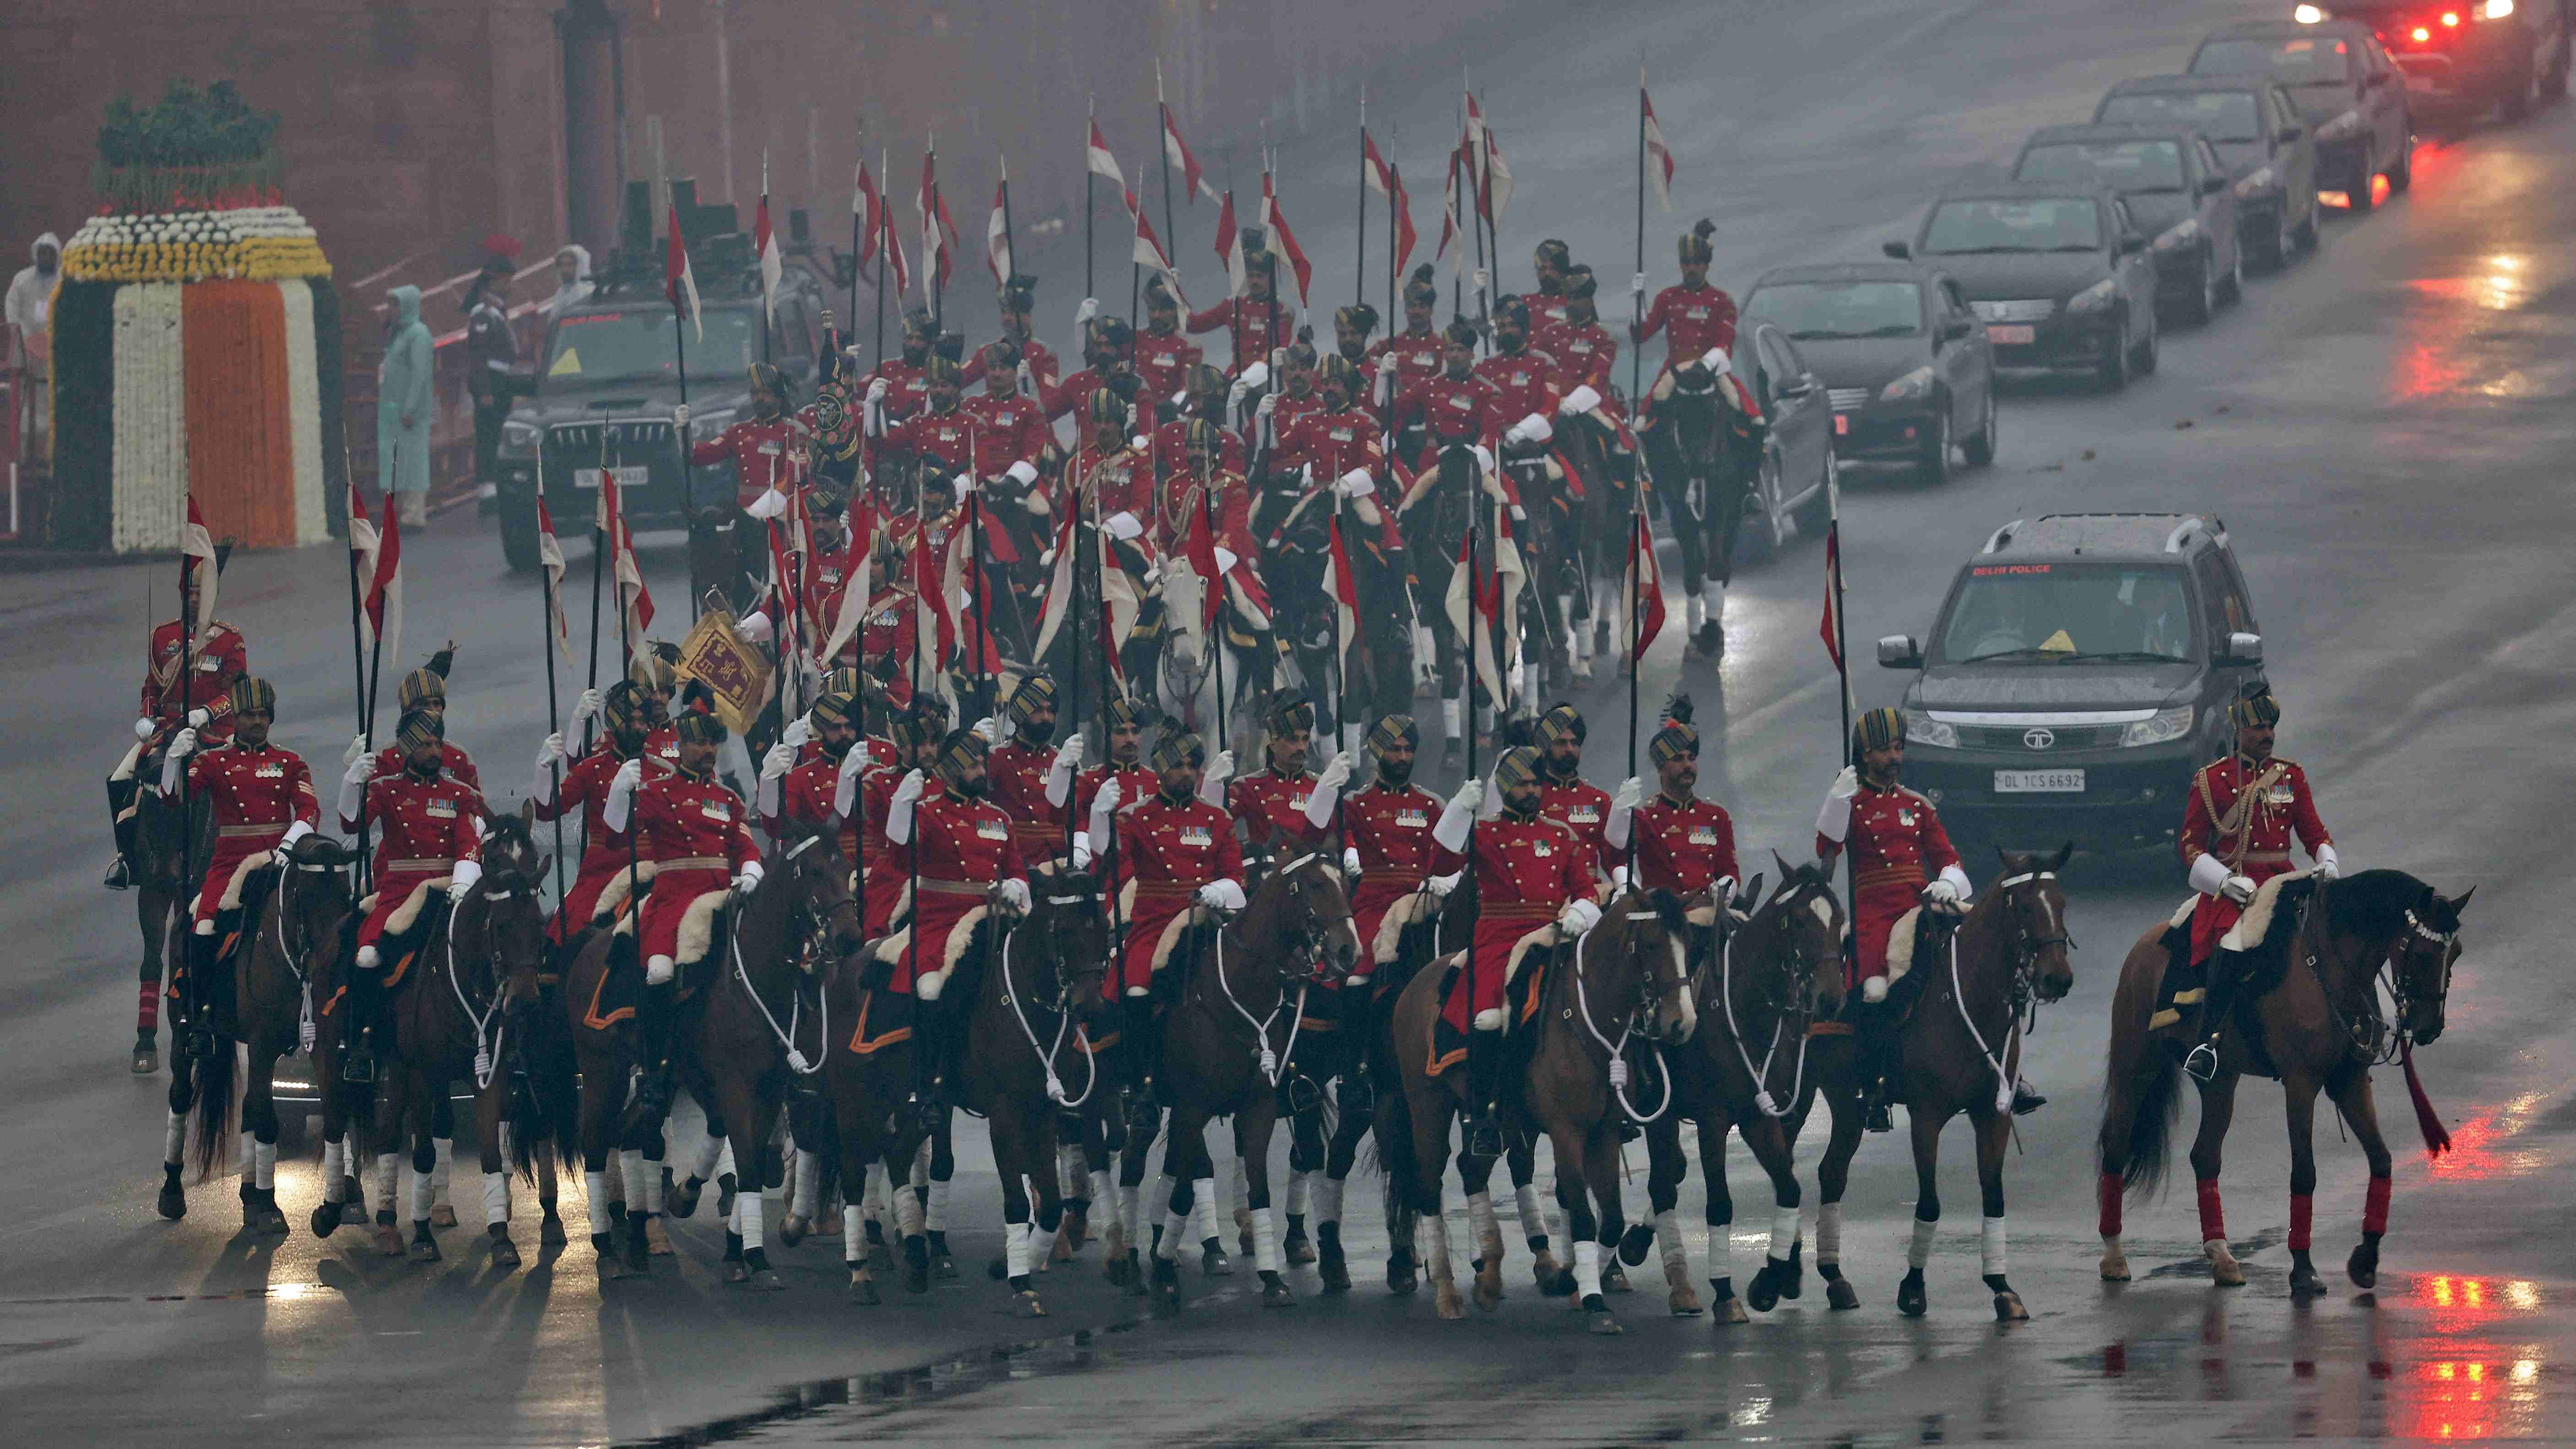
[501,419,541,451]
[2484,0,2514,20]
[2316,108,2365,142]
[1903,708,1957,749]
[2067,277,2120,313]
[1880,365,1937,401]
[2293,3,2327,22]
[2151,217,2203,252]
[2121,706,2195,748]
[2233,167,2278,198]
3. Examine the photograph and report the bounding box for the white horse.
[1153,558,1280,745]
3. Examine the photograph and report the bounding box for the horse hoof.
[1586,1304,1623,1336]
[1319,1245,1352,1293]
[715,1173,739,1220]
[342,1199,368,1226]
[1050,1227,1077,1264]
[848,1271,881,1306]
[156,1178,186,1221]
[668,1176,704,1220]
[1602,1262,1632,1295]
[723,1259,752,1285]
[750,1268,786,1292]
[309,1203,342,1239]
[904,1240,931,1296]
[541,1214,568,1248]
[1897,1271,1928,1318]
[1238,1230,1254,1257]
[1617,1223,1655,1267]
[595,1235,633,1280]
[2205,1241,2246,1287]
[1993,1290,2028,1322]
[1285,1228,1316,1266]
[132,1044,161,1076]
[2289,1259,2324,1299]
[1104,1252,1129,1287]
[645,1218,675,1257]
[1388,1253,1419,1296]
[260,1206,291,1236]
[2348,1249,2379,1291]
[490,1233,522,1271]
[1015,1289,1049,1318]
[1473,1263,1504,1312]
[1434,1283,1467,1320]
[1532,1251,1572,1297]
[407,1232,442,1264]
[1827,1277,1861,1312]
[1669,1285,1704,1317]
[931,1251,959,1281]
[1746,1269,1781,1314]
[430,1204,459,1229]
[1150,1256,1181,1302]
[1260,1271,1295,1308]
[779,1213,810,1249]
[868,1240,895,1273]
[1201,1247,1233,1278]
[1714,1294,1750,1325]
[2100,1250,2132,1283]
[373,1224,404,1257]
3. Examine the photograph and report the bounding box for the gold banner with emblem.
[673,609,774,738]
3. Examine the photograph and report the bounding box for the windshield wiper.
[2064,650,2190,664]
[1930,245,2037,255]
[1959,646,2073,663]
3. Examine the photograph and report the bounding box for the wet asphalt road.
[6,0,2576,1441]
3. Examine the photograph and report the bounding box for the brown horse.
[1141,852,1359,1307]
[1383,884,1696,1334]
[939,866,1115,1314]
[127,755,203,1077]
[1791,847,2077,1321]
[1643,860,1847,1323]
[2097,869,2468,1297]
[375,816,559,1266]
[819,917,936,1303]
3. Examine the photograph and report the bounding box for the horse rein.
[1992,869,2073,1027]
[1714,885,1832,1119]
[1208,856,1349,1087]
[730,842,850,1078]
[999,887,1108,1108]
[1569,903,1678,1125]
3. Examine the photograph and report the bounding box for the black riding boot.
[909,989,949,1133]
[1857,1003,1897,1133]
[1287,989,1340,1115]
[2183,962,2243,1083]
[628,981,678,1128]
[181,931,221,1062]
[339,946,380,1083]
[1336,984,1378,1119]
[1120,995,1160,1135]
[105,779,138,890]
[1461,1033,1505,1159]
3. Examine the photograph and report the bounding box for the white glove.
[2222,874,2257,906]
[281,820,313,850]
[131,716,158,742]
[1304,754,1352,830]
[1054,733,1088,772]
[1091,776,1123,816]
[1816,765,1859,844]
[188,708,210,729]
[2315,843,2341,881]
[1699,346,1732,376]
[1343,846,1362,877]
[1007,459,1039,487]
[973,715,1003,746]
[1612,776,1645,813]
[604,757,644,833]
[1256,393,1277,419]
[1469,443,1495,472]
[340,751,375,787]
[1237,361,1271,394]
[537,731,567,768]
[1938,863,1972,901]
[866,378,889,403]
[780,714,814,749]
[1046,735,1087,807]
[1557,898,1603,937]
[1472,267,1490,292]
[1075,297,1100,326]
[1828,765,1860,800]
[1611,865,1631,890]
[734,860,765,893]
[441,858,482,905]
[737,609,775,644]
[891,768,926,806]
[1922,877,1962,906]
[1433,780,1483,853]
[1510,504,1527,522]
[998,878,1032,913]
[885,768,927,844]
[1202,749,1236,792]
[1630,271,1649,298]
[2187,852,2233,899]
[1503,422,1527,447]
[1606,775,1644,851]
[1142,562,1166,588]
[1376,352,1399,376]
[1197,879,1248,911]
[832,747,867,819]
[672,403,692,429]
[1559,385,1602,416]
[1334,467,1375,499]
[952,474,974,503]
[572,687,602,724]
[1315,752,1353,793]
[760,742,795,781]
[747,490,789,524]
[1104,510,1143,541]
[1427,870,1462,898]
[1015,360,1035,395]
[1515,413,1553,446]
[1072,830,1094,871]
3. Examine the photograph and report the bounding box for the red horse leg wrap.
[2195,1178,2225,1244]
[2097,1173,2123,1239]
[2363,1176,2392,1237]
[136,984,160,1032]
[2288,1193,2314,1252]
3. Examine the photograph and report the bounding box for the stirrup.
[1862,1092,1894,1134]
[2011,1080,2047,1117]
[909,1091,947,1136]
[340,1045,376,1085]
[184,1027,217,1063]
[104,854,133,891]
[1285,1072,1323,1116]
[2182,1038,2222,1084]
[1461,1111,1504,1161]
[1336,1071,1376,1119]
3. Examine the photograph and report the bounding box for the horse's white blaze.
[1981,1215,2007,1277]
[1907,1216,1937,1270]
[483,1171,511,1228]
[1808,895,1836,929]
[1768,1204,1799,1264]
[1816,1202,1843,1264]
[1573,1238,1605,1301]
[1251,1206,1282,1274]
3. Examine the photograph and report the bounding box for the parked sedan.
[2013,123,2246,325]
[1888,182,2162,391]
[2311,0,2570,124]
[1740,261,1997,485]
[2191,17,2415,211]
[1727,321,1837,563]
[2096,73,2323,270]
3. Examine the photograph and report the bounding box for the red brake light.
[2441,11,2460,24]
[2413,24,2432,37]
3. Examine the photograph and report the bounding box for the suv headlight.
[1903,708,1956,749]
[2067,277,2120,314]
[2315,108,2365,143]
[2233,167,2277,199]
[2121,705,2195,748]
[2151,217,2203,253]
[501,419,541,453]
[1880,365,1937,401]
[2484,0,2514,20]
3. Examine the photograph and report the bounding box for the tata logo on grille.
[2023,727,2056,751]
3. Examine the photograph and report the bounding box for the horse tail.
[2104,1043,2183,1201]
[1375,1077,1418,1232]
[190,1034,239,1182]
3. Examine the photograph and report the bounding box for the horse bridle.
[1991,870,2074,1024]
[268,849,349,982]
[1257,855,1354,988]
[2378,904,2458,1055]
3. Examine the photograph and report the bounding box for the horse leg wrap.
[924,1175,950,1233]
[321,1139,346,1201]
[1561,596,1588,660]
[1655,1208,1689,1285]
[691,1133,726,1182]
[620,1148,649,1214]
[1316,1175,1345,1229]
[2195,1177,2226,1248]
[792,1149,822,1221]
[1573,1239,1605,1301]
[909,1141,931,1191]
[1769,1205,1799,1265]
[162,1109,186,1168]
[1415,1209,1455,1287]
[1907,1216,1936,1271]
[1441,697,1463,745]
[642,1155,667,1217]
[2363,1175,2392,1237]
[584,1171,609,1226]
[1157,1192,1188,1263]
[2287,1193,2313,1254]
[740,1184,766,1252]
[1515,1182,1550,1252]
[1006,1219,1036,1281]
[2097,1172,2124,1240]
[138,984,161,1035]
[1709,1201,1735,1292]
[432,1137,454,1206]
[893,1179,925,1240]
[1090,1168,1114,1221]
[1119,1179,1147,1258]
[253,1139,277,1192]
[1059,1143,1086,1200]
[484,1171,512,1229]
[843,1205,867,1265]
[1981,1216,2006,1277]
[1816,1203,1843,1265]
[409,1158,436,1223]
[1251,1206,1282,1274]
[1466,1191,1503,1266]
[375,1153,402,1217]
[1189,1176,1220,1247]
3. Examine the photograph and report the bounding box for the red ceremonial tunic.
[987,740,1069,861]
[1227,768,1329,854]
[1156,470,1257,563]
[1334,782,1460,977]
[1816,782,1959,984]
[184,741,319,930]
[2181,754,2331,965]
[1519,291,1574,334]
[1624,794,1737,896]
[1445,811,1592,1033]
[1152,417,1248,482]
[1632,282,1740,421]
[1534,320,1623,408]
[1392,372,1507,452]
[963,335,1062,394]
[858,767,944,935]
[371,741,481,794]
[865,359,930,424]
[1076,443,1155,524]
[1366,331,1447,404]
[1474,349,1564,433]
[962,390,1055,476]
[1109,791,1245,997]
[1183,299,1285,376]
[632,767,760,963]
[687,414,807,508]
[888,408,979,475]
[1132,328,1205,400]
[535,739,652,938]
[1075,763,1159,825]
[769,752,859,867]
[1043,364,1126,424]
[889,791,1025,993]
[142,619,247,744]
[350,768,485,948]
[1538,776,1614,878]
